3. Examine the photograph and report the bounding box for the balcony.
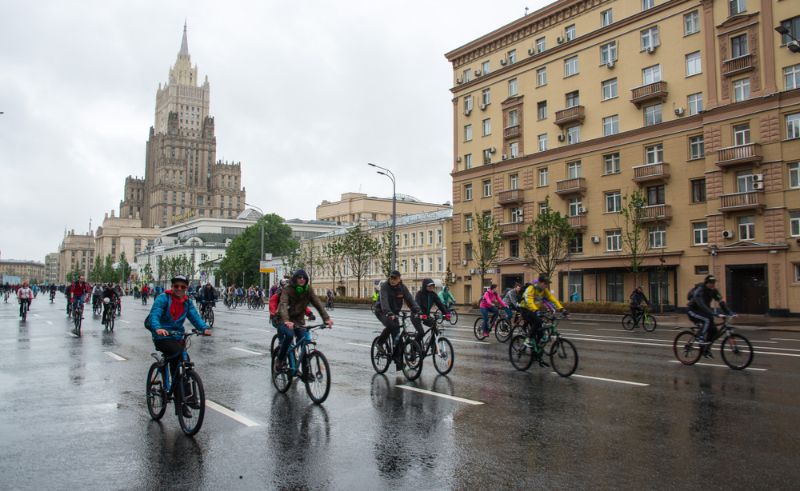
[719,191,765,213]
[554,105,585,127]
[631,81,669,108]
[503,125,521,139]
[568,215,587,230]
[716,143,762,169]
[722,54,754,77]
[636,204,672,223]
[498,189,524,205]
[632,163,670,184]
[500,222,525,237]
[555,177,587,196]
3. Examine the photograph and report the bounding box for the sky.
[0,0,552,262]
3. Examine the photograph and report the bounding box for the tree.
[142,263,153,283]
[118,252,132,285]
[218,214,297,287]
[620,190,647,288]
[341,224,379,298]
[521,196,575,282]
[471,210,504,290]
[320,238,345,294]
[376,230,394,278]
[89,255,103,282]
[102,254,115,283]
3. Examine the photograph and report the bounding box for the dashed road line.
[104,351,127,361]
[448,338,491,345]
[119,320,131,324]
[397,385,484,405]
[668,360,766,371]
[568,374,649,387]
[231,346,265,356]
[206,400,260,427]
[771,338,800,342]
[347,342,372,348]
[46,321,53,326]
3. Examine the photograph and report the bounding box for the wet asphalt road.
[0,297,798,490]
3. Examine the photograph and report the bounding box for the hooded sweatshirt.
[277,269,330,325]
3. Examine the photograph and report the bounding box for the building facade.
[45,253,59,284]
[317,192,451,224]
[119,24,246,228]
[446,0,800,314]
[58,230,95,282]
[94,210,161,264]
[0,260,46,284]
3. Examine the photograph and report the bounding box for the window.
[538,167,549,186]
[567,160,582,178]
[796,264,800,283]
[510,174,519,190]
[437,229,443,245]
[464,184,473,201]
[641,27,660,51]
[603,115,619,136]
[607,271,624,302]
[569,234,584,254]
[482,60,490,74]
[686,52,702,76]
[642,0,654,10]
[738,215,755,240]
[508,109,519,127]
[564,56,579,77]
[787,113,800,140]
[536,37,546,53]
[565,91,580,108]
[644,104,662,126]
[510,207,523,223]
[779,17,800,45]
[481,88,491,107]
[568,197,583,217]
[482,118,491,136]
[646,186,666,207]
[538,201,549,214]
[601,9,613,27]
[508,49,517,64]
[733,78,750,102]
[648,225,666,248]
[789,163,800,188]
[785,65,800,90]
[693,222,709,245]
[464,96,473,113]
[646,144,664,165]
[565,24,576,41]
[689,135,705,159]
[482,179,492,197]
[691,178,707,203]
[643,64,662,84]
[465,214,473,231]
[509,239,520,258]
[733,123,751,145]
[536,67,547,87]
[600,41,617,64]
[729,0,745,16]
[606,230,622,252]
[403,234,409,247]
[688,93,704,115]
[602,78,618,100]
[465,243,473,261]
[509,142,520,158]
[604,153,620,175]
[462,69,472,83]
[508,78,518,96]
[428,230,433,245]
[412,233,416,247]
[606,191,622,213]
[684,10,700,35]
[567,126,581,144]
[483,148,492,164]
[537,101,548,120]
[464,124,472,141]
[790,211,800,237]
[538,134,548,152]
[731,34,748,58]
[464,153,473,169]
[736,170,755,192]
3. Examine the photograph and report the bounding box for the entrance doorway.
[501,274,524,293]
[725,264,768,314]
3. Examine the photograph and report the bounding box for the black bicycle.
[271,324,331,404]
[419,317,454,375]
[101,300,115,331]
[370,311,423,381]
[509,312,578,377]
[673,315,753,370]
[92,296,102,316]
[71,299,84,335]
[200,302,215,328]
[622,306,657,332]
[146,330,206,436]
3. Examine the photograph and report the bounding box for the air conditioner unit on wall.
[607,60,616,69]
[469,268,477,275]
[474,69,482,77]
[464,109,472,116]
[462,259,468,266]
[528,48,536,56]
[557,36,565,44]
[591,235,601,244]
[753,173,764,182]
[674,107,685,116]
[753,181,765,190]
[480,103,488,110]
[500,58,508,66]
[647,46,657,54]
[722,230,734,239]
[579,207,588,214]
[557,134,566,142]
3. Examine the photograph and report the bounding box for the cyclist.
[629,285,650,324]
[101,283,118,324]
[17,281,33,318]
[275,269,332,370]
[376,270,421,370]
[519,275,566,350]
[415,278,449,331]
[68,275,91,320]
[147,275,211,418]
[687,275,733,349]
[503,283,523,319]
[479,284,508,339]
[438,284,456,311]
[49,284,57,302]
[326,289,334,309]
[198,282,216,321]
[91,284,103,312]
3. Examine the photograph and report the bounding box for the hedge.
[564,301,629,315]
[317,296,373,305]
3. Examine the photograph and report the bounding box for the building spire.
[179,21,189,57]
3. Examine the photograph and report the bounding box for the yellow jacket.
[520,283,563,312]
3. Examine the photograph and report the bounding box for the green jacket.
[438,288,455,307]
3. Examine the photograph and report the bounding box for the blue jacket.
[148,292,208,341]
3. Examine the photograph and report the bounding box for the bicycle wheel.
[621,314,635,331]
[109,313,115,332]
[146,363,167,420]
[673,330,702,365]
[549,338,578,377]
[495,319,513,343]
[642,314,657,332]
[448,309,458,325]
[370,337,390,374]
[402,339,423,381]
[177,371,205,436]
[73,310,82,335]
[271,353,292,393]
[508,335,534,371]
[473,317,486,340]
[304,351,331,404]
[720,334,753,370]
[21,304,27,321]
[432,337,454,375]
[270,334,280,358]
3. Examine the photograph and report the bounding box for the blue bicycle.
[271,324,331,404]
[146,330,206,436]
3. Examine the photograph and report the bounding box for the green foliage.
[89,255,103,282]
[341,224,379,298]
[471,210,503,287]
[141,263,153,282]
[218,214,297,287]
[377,230,394,278]
[118,252,131,284]
[522,196,575,280]
[620,190,647,285]
[320,238,345,289]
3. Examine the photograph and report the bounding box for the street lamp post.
[245,202,265,291]
[367,163,397,271]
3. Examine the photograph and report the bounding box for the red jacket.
[69,282,91,298]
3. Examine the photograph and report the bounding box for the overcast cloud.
[0,0,551,261]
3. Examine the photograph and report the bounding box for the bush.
[564,301,628,315]
[317,296,373,305]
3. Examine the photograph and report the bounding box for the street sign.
[259,261,275,273]
[264,253,273,260]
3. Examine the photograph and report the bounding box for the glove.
[444,314,451,321]
[420,314,428,320]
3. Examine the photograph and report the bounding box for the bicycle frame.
[278,325,326,376]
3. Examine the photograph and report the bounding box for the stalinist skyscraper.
[120,24,246,227]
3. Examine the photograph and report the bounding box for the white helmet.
[103,297,111,304]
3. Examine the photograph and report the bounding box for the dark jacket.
[415,278,446,315]
[629,289,649,307]
[199,286,216,302]
[379,279,419,315]
[278,270,330,325]
[689,284,731,317]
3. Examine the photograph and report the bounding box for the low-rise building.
[58,230,95,282]
[316,192,451,225]
[44,253,59,284]
[0,260,46,284]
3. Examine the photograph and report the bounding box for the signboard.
[259,261,275,273]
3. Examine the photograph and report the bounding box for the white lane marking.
[206,400,260,427]
[347,342,372,348]
[104,351,127,361]
[571,322,596,326]
[668,360,766,371]
[68,332,79,338]
[231,347,265,356]
[569,374,649,387]
[751,350,800,358]
[248,327,270,332]
[771,338,800,342]
[396,385,484,405]
[573,336,800,358]
[46,321,53,326]
[449,338,491,345]
[119,320,131,324]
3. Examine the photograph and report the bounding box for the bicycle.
[419,317,454,375]
[370,311,423,381]
[271,324,332,404]
[141,294,148,306]
[146,330,206,436]
[101,300,115,331]
[509,311,578,377]
[49,291,56,303]
[71,299,84,335]
[19,300,29,321]
[622,306,657,332]
[473,309,512,342]
[673,314,753,370]
[115,297,122,317]
[92,296,102,316]
[200,302,215,328]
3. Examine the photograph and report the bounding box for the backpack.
[144,293,178,331]
[686,284,702,302]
